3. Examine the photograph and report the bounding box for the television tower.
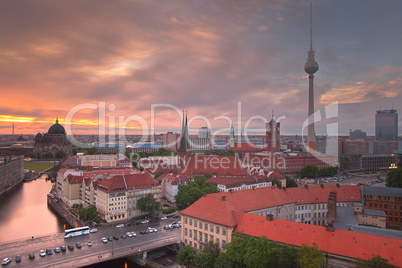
[304,3,319,152]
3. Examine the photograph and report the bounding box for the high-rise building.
[375,109,398,141]
[162,132,179,151]
[266,112,280,153]
[350,129,367,140]
[304,4,319,152]
[199,127,211,139]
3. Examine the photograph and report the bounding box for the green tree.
[55,151,66,159]
[297,242,325,268]
[385,168,402,188]
[272,178,282,189]
[177,245,196,267]
[175,175,219,209]
[243,236,279,268]
[285,176,298,188]
[137,193,160,217]
[223,232,248,267]
[72,148,78,156]
[299,165,319,178]
[214,253,233,268]
[154,172,161,180]
[356,255,396,268]
[278,244,299,268]
[86,148,97,155]
[195,241,221,268]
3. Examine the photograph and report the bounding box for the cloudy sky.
[0,0,401,137]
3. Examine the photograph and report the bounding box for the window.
[205,223,208,230]
[194,231,197,240]
[216,227,220,234]
[222,240,226,246]
[185,228,188,236]
[222,228,226,235]
[210,225,214,232]
[185,218,188,224]
[216,238,220,247]
[194,220,197,228]
[189,219,192,226]
[205,233,208,243]
[189,230,192,238]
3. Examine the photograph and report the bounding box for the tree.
[214,253,233,268]
[356,255,396,268]
[55,151,66,159]
[223,232,248,267]
[195,241,221,268]
[297,242,325,268]
[299,165,319,178]
[285,176,298,188]
[177,245,196,267]
[72,148,77,156]
[278,244,299,268]
[272,178,282,189]
[154,172,161,180]
[243,236,279,268]
[385,168,402,188]
[175,175,219,209]
[137,193,160,217]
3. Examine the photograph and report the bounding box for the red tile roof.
[286,185,361,204]
[208,175,273,188]
[180,155,248,177]
[97,172,158,193]
[67,174,83,184]
[235,214,402,266]
[230,143,263,152]
[165,174,190,185]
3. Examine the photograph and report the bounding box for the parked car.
[121,234,127,239]
[90,228,98,233]
[172,215,179,218]
[46,249,52,255]
[126,232,133,237]
[134,221,141,225]
[101,237,108,243]
[54,247,61,253]
[68,245,74,251]
[61,246,66,252]
[87,241,92,246]
[76,242,82,249]
[126,222,132,226]
[147,227,154,233]
[39,250,46,257]
[2,258,11,265]
[116,224,124,228]
[131,231,137,237]
[141,219,149,224]
[161,216,167,221]
[108,236,113,241]
[15,256,21,263]
[28,253,35,260]
[113,235,119,240]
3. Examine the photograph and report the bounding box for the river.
[0,177,67,243]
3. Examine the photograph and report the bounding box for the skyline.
[1,0,402,136]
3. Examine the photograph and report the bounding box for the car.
[46,249,52,255]
[28,253,35,260]
[116,224,124,228]
[108,236,113,241]
[39,250,46,257]
[161,216,167,221]
[101,237,108,243]
[141,219,149,224]
[76,242,82,249]
[90,228,98,233]
[147,227,154,233]
[126,222,132,226]
[113,235,119,240]
[68,245,74,251]
[134,221,141,225]
[121,234,127,239]
[15,256,21,263]
[164,225,170,230]
[2,258,11,265]
[140,230,146,235]
[172,215,179,218]
[131,231,137,237]
[54,247,61,253]
[126,232,133,237]
[87,241,92,246]
[61,246,66,252]
[152,227,158,232]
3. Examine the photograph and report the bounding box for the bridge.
[0,222,181,267]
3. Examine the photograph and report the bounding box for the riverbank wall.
[47,193,84,228]
[0,155,24,196]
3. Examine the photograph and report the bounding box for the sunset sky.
[1,0,401,137]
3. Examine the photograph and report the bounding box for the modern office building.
[199,127,211,139]
[375,109,398,141]
[349,129,367,140]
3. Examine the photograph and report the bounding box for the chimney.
[229,189,234,194]
[336,183,340,188]
[327,191,337,226]
[326,223,335,232]
[304,184,308,189]
[320,184,324,189]
[222,196,226,201]
[266,214,274,221]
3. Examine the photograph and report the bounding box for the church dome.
[48,118,66,135]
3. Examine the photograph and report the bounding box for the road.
[0,219,181,268]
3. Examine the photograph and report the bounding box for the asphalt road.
[0,220,181,268]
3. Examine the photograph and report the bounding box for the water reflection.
[0,177,67,242]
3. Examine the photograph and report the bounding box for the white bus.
[64,226,90,238]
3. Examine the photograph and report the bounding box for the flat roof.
[362,186,402,197]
